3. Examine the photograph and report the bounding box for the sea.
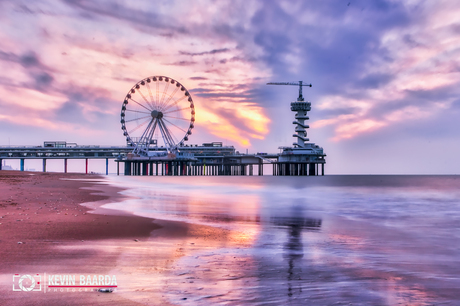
[104,175,460,305]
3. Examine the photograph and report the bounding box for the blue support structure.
[106,158,109,175]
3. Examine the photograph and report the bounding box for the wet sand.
[0,171,245,305]
[4,172,459,305]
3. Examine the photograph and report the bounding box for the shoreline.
[0,170,246,305]
[0,170,170,305]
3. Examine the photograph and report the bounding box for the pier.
[0,77,326,176]
[118,153,324,176]
[0,142,130,175]
[0,141,325,176]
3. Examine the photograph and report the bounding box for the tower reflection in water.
[271,207,321,298]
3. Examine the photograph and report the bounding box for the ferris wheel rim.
[120,75,195,154]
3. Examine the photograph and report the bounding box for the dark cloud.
[0,50,17,62]
[249,0,410,96]
[34,72,54,88]
[368,84,459,119]
[190,82,273,107]
[55,101,85,123]
[0,50,57,92]
[355,73,393,89]
[163,61,197,66]
[20,53,40,67]
[179,48,230,56]
[189,76,208,80]
[63,0,188,34]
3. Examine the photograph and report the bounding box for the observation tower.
[267,81,326,175]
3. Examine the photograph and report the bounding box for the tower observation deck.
[267,81,326,175]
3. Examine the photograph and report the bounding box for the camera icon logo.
[12,274,42,292]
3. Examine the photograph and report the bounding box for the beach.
[3,171,460,305]
[0,171,242,305]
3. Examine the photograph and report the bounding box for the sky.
[1,0,460,174]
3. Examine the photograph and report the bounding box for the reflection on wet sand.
[104,175,460,305]
[272,214,322,299]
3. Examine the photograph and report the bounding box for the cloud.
[20,53,40,67]
[34,72,54,88]
[189,76,208,80]
[179,48,230,56]
[163,60,197,66]
[244,0,460,144]
[63,0,188,34]
[1,0,460,173]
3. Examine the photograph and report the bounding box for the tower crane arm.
[266,82,312,87]
[267,81,312,101]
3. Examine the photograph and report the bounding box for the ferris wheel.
[120,76,195,156]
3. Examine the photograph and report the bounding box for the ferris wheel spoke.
[162,117,188,133]
[159,86,179,110]
[125,109,151,115]
[161,119,178,146]
[156,80,160,109]
[163,115,190,121]
[137,87,155,110]
[146,82,155,109]
[124,115,151,123]
[128,117,151,134]
[129,98,152,112]
[162,95,188,112]
[159,82,170,109]
[163,106,190,114]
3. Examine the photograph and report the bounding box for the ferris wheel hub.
[151,110,163,119]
